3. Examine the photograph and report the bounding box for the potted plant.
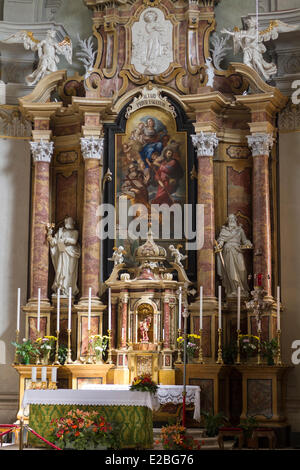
[130,374,158,394]
[238,334,260,362]
[202,411,228,437]
[11,338,39,365]
[36,336,57,364]
[262,339,278,365]
[89,335,109,364]
[155,424,202,450]
[50,409,120,450]
[239,416,258,447]
[177,334,200,361]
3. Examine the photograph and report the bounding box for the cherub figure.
[222,18,298,81]
[109,246,125,266]
[3,29,72,85]
[169,244,187,267]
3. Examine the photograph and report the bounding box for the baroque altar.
[12,0,292,439]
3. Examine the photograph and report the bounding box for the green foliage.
[262,339,278,365]
[222,343,237,364]
[202,411,228,437]
[11,339,39,364]
[239,416,258,439]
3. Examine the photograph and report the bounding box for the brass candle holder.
[236,329,241,365]
[107,329,113,364]
[257,327,262,365]
[13,329,20,364]
[48,381,57,390]
[216,328,223,364]
[66,329,73,364]
[54,330,60,365]
[85,329,93,364]
[276,329,282,365]
[175,329,183,364]
[36,330,41,365]
[198,329,204,364]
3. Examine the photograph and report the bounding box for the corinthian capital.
[191,131,219,157]
[247,133,274,157]
[80,136,104,161]
[30,140,54,163]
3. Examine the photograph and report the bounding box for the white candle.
[178,287,182,330]
[199,286,203,330]
[277,286,280,330]
[163,328,165,340]
[31,367,37,382]
[37,288,41,333]
[122,328,124,341]
[108,288,111,330]
[51,367,57,383]
[136,314,138,342]
[17,288,21,331]
[68,287,72,330]
[237,286,241,331]
[57,288,60,333]
[41,367,47,383]
[88,287,92,331]
[218,285,222,329]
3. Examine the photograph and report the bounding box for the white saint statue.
[47,217,81,296]
[221,18,298,81]
[215,214,252,297]
[109,246,125,266]
[2,29,72,86]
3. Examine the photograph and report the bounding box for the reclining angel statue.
[2,29,72,85]
[221,18,298,81]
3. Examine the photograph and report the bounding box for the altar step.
[153,428,235,450]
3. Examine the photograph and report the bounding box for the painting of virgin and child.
[117,111,186,210]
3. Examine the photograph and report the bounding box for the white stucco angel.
[169,244,187,267]
[3,29,72,85]
[221,18,298,81]
[109,246,125,266]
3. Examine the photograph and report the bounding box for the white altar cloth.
[80,385,201,421]
[22,389,160,412]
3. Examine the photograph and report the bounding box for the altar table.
[80,385,201,421]
[22,389,160,449]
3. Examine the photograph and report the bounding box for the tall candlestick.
[17,288,21,331]
[68,287,72,330]
[277,286,280,331]
[237,286,241,331]
[199,286,203,330]
[37,288,41,333]
[108,288,111,330]
[178,287,182,330]
[218,285,222,329]
[88,287,92,331]
[57,288,60,333]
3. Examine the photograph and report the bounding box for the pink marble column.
[120,293,128,349]
[111,300,118,349]
[163,296,171,349]
[191,132,219,297]
[29,140,54,300]
[247,133,274,296]
[80,137,104,298]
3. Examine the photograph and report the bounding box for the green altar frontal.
[28,404,153,449]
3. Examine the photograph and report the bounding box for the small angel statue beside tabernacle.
[2,29,72,85]
[221,18,298,81]
[109,246,125,266]
[169,244,187,267]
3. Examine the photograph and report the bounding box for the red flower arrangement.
[130,374,158,394]
[155,424,202,451]
[49,409,119,450]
